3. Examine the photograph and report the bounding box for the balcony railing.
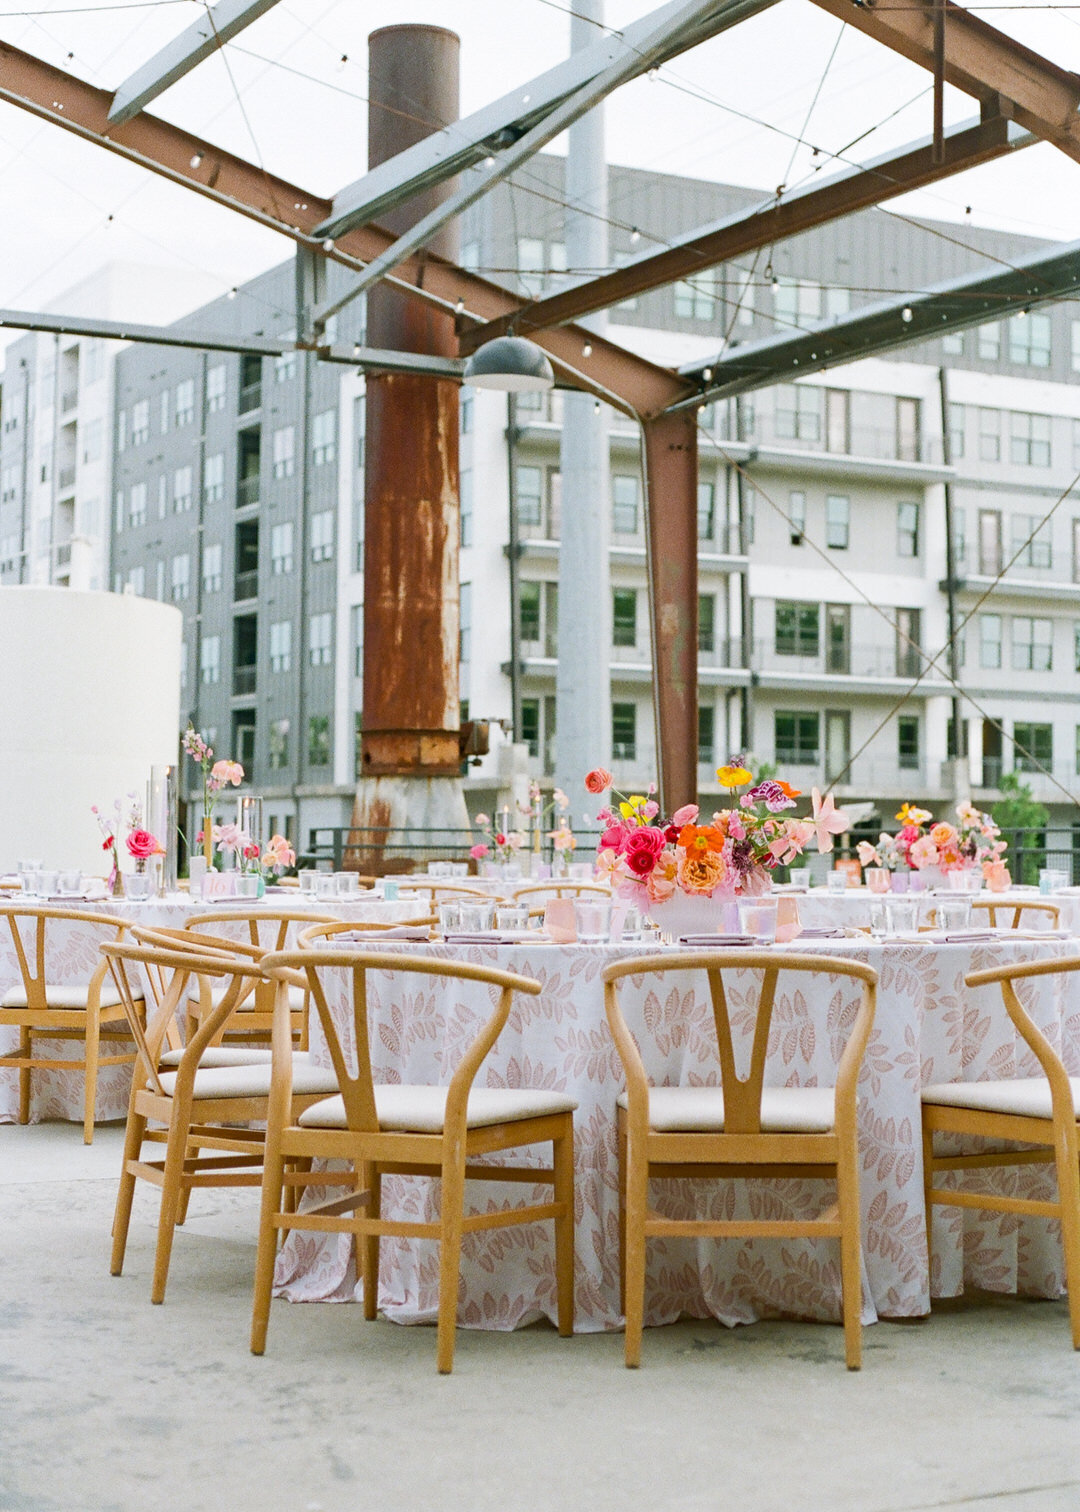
[754,637,937,681]
[239,382,262,415]
[233,664,257,696]
[234,569,258,601]
[236,474,260,509]
[703,412,945,466]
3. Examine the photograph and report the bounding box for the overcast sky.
[1,0,1078,350]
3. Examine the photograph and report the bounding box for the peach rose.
[677,848,729,895]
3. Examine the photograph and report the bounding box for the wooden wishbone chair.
[294,915,437,948]
[251,949,577,1374]
[970,899,1061,931]
[103,939,339,1304]
[0,905,144,1143]
[512,880,612,900]
[922,953,1080,1348]
[393,880,494,904]
[602,950,878,1370]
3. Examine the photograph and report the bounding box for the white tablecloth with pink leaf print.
[273,934,1080,1332]
[0,895,423,1126]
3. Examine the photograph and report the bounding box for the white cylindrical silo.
[0,587,182,876]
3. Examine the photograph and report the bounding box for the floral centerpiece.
[586,758,849,929]
[857,801,1005,889]
[470,811,527,867]
[260,833,296,879]
[182,725,244,870]
[526,781,576,874]
[92,794,160,896]
[212,825,295,890]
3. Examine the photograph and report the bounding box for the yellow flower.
[895,803,932,827]
[717,764,752,788]
[619,795,649,821]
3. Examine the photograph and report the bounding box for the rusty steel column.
[643,411,699,813]
[360,25,461,780]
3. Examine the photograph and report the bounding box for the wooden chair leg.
[552,1119,575,1338]
[175,1137,199,1225]
[436,1147,468,1375]
[1053,1131,1080,1350]
[360,1162,380,1322]
[83,1015,100,1145]
[150,1107,189,1304]
[18,1028,30,1124]
[836,1136,863,1371]
[622,1138,649,1369]
[250,1130,287,1355]
[921,1116,936,1282]
[616,1110,628,1317]
[111,1109,147,1276]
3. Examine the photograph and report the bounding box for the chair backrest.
[261,948,541,1133]
[513,880,611,899]
[295,915,437,947]
[971,899,1061,929]
[0,904,130,1011]
[184,908,341,953]
[395,881,492,902]
[602,950,877,1135]
[966,953,1080,1115]
[101,939,267,1094]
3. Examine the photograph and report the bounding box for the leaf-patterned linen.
[273,935,1077,1331]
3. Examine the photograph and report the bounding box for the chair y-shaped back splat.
[303,959,380,1133]
[705,963,780,1136]
[103,944,191,1098]
[1,906,123,1012]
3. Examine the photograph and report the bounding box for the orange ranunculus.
[774,780,802,798]
[678,848,729,895]
[584,767,613,795]
[678,823,724,854]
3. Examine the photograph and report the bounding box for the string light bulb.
[582,342,593,358]
[630,227,641,244]
[901,306,913,323]
[190,153,203,169]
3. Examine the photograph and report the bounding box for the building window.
[308,613,332,667]
[517,236,545,295]
[979,613,1002,669]
[698,594,715,654]
[269,620,292,673]
[272,426,295,479]
[200,635,220,685]
[895,607,922,678]
[1008,312,1051,367]
[953,508,967,566]
[1011,513,1052,569]
[774,384,821,442]
[308,714,330,767]
[612,475,640,534]
[826,389,849,454]
[1012,616,1053,672]
[947,403,965,460]
[274,347,296,383]
[825,285,849,320]
[127,566,145,596]
[612,588,637,648]
[788,490,806,544]
[521,698,540,759]
[728,264,755,325]
[942,331,964,355]
[977,323,1000,361]
[674,270,716,321]
[1013,722,1052,773]
[1009,412,1051,467]
[775,601,819,657]
[460,468,473,548]
[897,500,920,558]
[131,399,150,445]
[825,603,850,674]
[175,378,195,426]
[170,554,190,602]
[206,363,226,413]
[173,465,193,513]
[775,711,819,764]
[774,278,821,327]
[978,408,1001,462]
[896,397,920,461]
[611,702,636,760]
[825,494,849,549]
[310,510,334,562]
[269,718,289,770]
[203,452,224,503]
[978,510,1002,576]
[202,542,222,593]
[898,715,919,770]
[516,465,543,529]
[128,482,147,528]
[520,580,541,643]
[459,582,471,664]
[312,409,336,466]
[698,705,715,766]
[270,522,293,574]
[1074,622,1080,673]
[697,481,715,540]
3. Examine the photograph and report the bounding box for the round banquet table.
[272,932,1080,1334]
[788,886,1079,934]
[0,893,421,1126]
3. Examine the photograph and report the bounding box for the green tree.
[992,772,1049,885]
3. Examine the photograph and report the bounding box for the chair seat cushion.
[155,1057,336,1101]
[0,983,127,1010]
[196,984,306,1010]
[922,1077,1080,1121]
[298,1084,578,1134]
[617,1085,836,1133]
[159,1046,281,1069]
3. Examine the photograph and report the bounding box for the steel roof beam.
[808,0,1080,165]
[107,0,283,126]
[0,39,691,417]
[459,112,1030,349]
[673,237,1080,407]
[315,0,778,241]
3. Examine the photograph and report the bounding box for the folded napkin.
[797,927,845,939]
[926,931,994,943]
[444,930,545,945]
[678,933,759,946]
[331,926,431,942]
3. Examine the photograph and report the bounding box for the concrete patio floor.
[1,1123,1079,1512]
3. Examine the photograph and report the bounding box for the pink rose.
[670,803,699,827]
[469,843,489,860]
[598,822,631,853]
[125,828,161,860]
[623,827,667,877]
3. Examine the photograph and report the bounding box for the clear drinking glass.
[787,868,810,892]
[868,900,888,939]
[736,895,778,941]
[884,898,918,936]
[573,898,613,943]
[458,900,496,933]
[335,872,359,897]
[298,871,317,895]
[826,872,847,894]
[124,873,152,901]
[438,901,461,936]
[938,897,972,932]
[495,904,529,932]
[315,872,337,899]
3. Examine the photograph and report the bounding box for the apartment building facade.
[96,157,1080,846]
